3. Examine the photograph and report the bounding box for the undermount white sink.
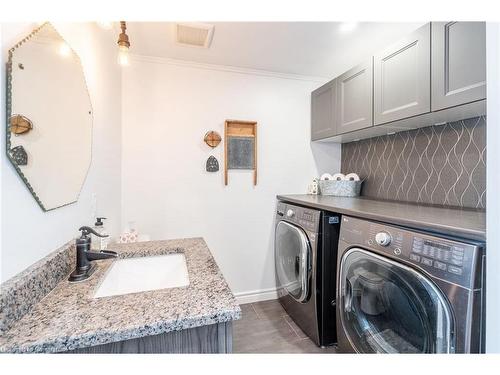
[93,253,189,298]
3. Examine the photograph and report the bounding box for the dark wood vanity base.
[66,322,233,354]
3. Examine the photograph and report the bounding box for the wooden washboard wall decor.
[224,120,257,185]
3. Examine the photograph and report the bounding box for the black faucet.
[69,226,118,282]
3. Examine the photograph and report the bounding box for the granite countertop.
[0,238,241,353]
[277,195,486,242]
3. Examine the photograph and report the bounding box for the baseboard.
[234,287,279,304]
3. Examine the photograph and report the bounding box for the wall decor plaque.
[9,114,33,135]
[206,155,219,172]
[224,120,257,185]
[204,131,221,148]
[9,145,28,166]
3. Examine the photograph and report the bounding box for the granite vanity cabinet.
[0,238,241,354]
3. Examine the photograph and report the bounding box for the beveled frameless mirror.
[6,22,93,211]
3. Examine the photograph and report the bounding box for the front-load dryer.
[274,201,340,347]
[336,216,485,353]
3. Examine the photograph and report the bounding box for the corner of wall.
[310,141,342,176]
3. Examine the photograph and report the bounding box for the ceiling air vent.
[175,22,214,48]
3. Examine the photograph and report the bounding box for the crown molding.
[128,53,329,83]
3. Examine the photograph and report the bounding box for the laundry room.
[1,0,500,373]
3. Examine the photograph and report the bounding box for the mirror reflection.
[7,22,93,211]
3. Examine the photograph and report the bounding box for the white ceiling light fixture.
[117,21,131,66]
[339,22,358,33]
[174,22,215,48]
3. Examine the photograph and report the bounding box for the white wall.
[0,23,122,282]
[121,56,340,298]
[486,22,500,353]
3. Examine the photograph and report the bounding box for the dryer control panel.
[276,201,320,233]
[340,216,483,290]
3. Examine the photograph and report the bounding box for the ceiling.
[124,22,425,78]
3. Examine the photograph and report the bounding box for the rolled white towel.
[345,173,360,181]
[332,173,346,181]
[320,173,334,181]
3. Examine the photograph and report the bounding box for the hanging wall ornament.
[204,131,221,148]
[206,155,219,172]
[9,114,33,135]
[10,145,28,166]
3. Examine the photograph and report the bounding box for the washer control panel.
[375,232,392,246]
[340,216,483,289]
[367,225,405,255]
[411,237,465,276]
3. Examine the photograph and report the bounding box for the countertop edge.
[277,195,486,242]
[6,309,241,354]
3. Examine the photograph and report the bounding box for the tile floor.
[233,300,337,353]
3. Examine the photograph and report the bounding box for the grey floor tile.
[233,299,337,354]
[251,299,287,321]
[242,339,306,354]
[233,316,298,352]
[291,338,337,354]
[239,303,259,321]
[241,337,336,354]
[284,315,309,339]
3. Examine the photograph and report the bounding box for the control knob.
[375,232,392,247]
[286,209,295,218]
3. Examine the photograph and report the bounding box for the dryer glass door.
[275,221,311,303]
[339,248,454,353]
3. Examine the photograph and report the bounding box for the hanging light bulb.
[118,45,129,66]
[117,21,130,66]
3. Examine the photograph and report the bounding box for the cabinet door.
[336,60,373,134]
[374,23,431,125]
[431,22,486,111]
[311,80,336,140]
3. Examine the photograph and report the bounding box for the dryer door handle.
[344,279,353,313]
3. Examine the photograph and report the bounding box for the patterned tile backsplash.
[341,116,486,209]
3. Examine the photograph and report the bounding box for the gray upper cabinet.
[311,22,486,143]
[336,60,373,134]
[311,80,336,141]
[431,22,486,111]
[373,23,431,125]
